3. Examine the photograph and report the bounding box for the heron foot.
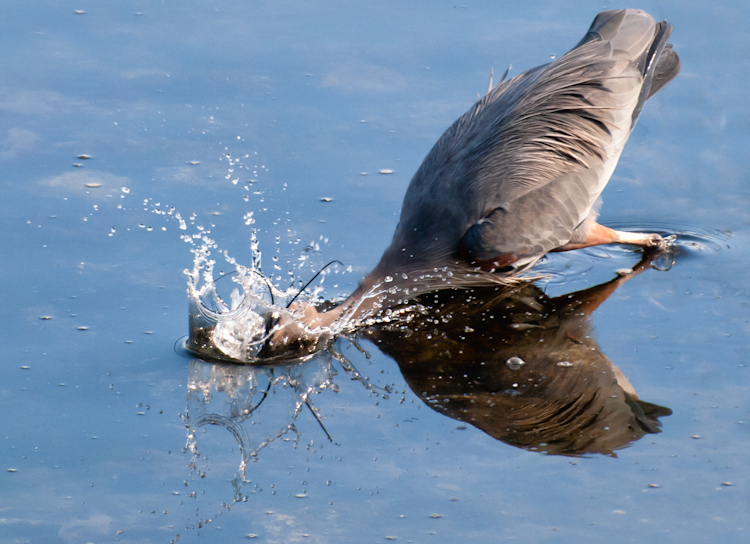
[643,234,676,271]
[641,232,677,250]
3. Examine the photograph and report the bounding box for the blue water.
[2,2,749,542]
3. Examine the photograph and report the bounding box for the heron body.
[380,9,679,278]
[272,9,680,342]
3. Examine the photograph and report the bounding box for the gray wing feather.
[647,45,681,99]
[454,10,678,262]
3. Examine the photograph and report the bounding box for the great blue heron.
[267,9,680,354]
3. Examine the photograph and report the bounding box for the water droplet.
[379,169,393,175]
[121,186,130,194]
[320,197,332,202]
[506,356,525,370]
[556,361,573,367]
[384,276,393,283]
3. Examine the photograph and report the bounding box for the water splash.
[180,205,368,363]
[185,230,304,362]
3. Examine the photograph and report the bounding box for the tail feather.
[575,10,679,127]
[631,20,675,126]
[647,44,681,99]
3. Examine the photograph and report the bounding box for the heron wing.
[445,10,678,264]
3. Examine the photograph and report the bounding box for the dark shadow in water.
[363,251,672,456]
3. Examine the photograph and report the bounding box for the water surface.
[2,2,749,543]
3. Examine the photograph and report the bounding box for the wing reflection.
[364,254,671,456]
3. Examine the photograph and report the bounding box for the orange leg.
[553,222,665,252]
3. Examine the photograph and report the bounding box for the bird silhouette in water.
[265,9,680,356]
[364,250,672,456]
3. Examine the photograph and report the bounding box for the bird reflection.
[185,251,671,462]
[364,251,671,456]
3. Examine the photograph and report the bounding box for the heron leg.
[553,222,664,251]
